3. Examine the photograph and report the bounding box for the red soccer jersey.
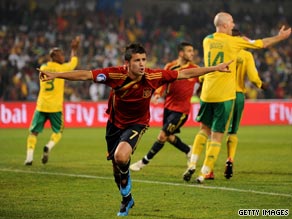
[156,60,199,114]
[91,66,179,129]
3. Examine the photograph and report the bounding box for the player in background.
[130,42,199,172]
[24,36,80,165]
[191,29,269,180]
[223,29,268,179]
[183,12,291,184]
[38,43,232,216]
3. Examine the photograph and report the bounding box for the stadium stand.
[0,0,291,101]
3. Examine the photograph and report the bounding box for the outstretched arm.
[262,25,291,48]
[39,69,93,81]
[177,60,233,80]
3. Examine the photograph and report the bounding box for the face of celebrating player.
[126,53,147,80]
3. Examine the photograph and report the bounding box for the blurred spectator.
[89,83,107,101]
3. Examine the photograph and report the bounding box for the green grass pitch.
[0,126,291,219]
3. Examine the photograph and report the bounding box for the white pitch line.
[1,168,291,198]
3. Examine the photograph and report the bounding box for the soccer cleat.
[224,159,233,179]
[24,160,33,166]
[130,160,146,172]
[196,175,204,184]
[120,174,132,197]
[205,171,215,180]
[117,197,134,216]
[183,166,195,182]
[41,146,49,164]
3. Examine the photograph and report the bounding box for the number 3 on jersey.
[208,51,224,66]
[45,79,55,91]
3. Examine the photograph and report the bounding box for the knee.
[114,153,128,165]
[200,124,211,137]
[157,131,168,143]
[166,135,176,144]
[51,132,62,143]
[114,142,132,165]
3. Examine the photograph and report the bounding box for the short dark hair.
[177,42,194,53]
[124,43,146,61]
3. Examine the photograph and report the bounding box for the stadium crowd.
[1,0,292,101]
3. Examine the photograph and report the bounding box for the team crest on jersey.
[96,73,106,82]
[143,88,152,98]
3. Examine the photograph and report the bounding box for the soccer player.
[183,12,291,184]
[38,43,232,216]
[224,29,268,179]
[190,29,269,180]
[130,42,199,172]
[24,36,80,166]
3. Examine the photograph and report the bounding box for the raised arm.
[177,60,233,80]
[262,25,291,48]
[39,69,93,81]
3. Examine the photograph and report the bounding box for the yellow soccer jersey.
[36,56,78,112]
[201,33,263,102]
[236,50,262,93]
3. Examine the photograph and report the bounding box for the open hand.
[278,25,291,40]
[71,36,81,50]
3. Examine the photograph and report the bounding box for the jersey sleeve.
[235,37,264,50]
[91,66,128,89]
[91,68,110,83]
[61,56,78,71]
[245,51,262,88]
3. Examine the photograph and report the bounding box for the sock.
[122,193,132,203]
[226,134,238,161]
[47,132,62,151]
[112,160,121,190]
[189,131,208,167]
[26,134,37,161]
[142,156,149,164]
[119,159,130,188]
[201,141,221,175]
[26,149,34,162]
[114,172,121,190]
[205,139,213,172]
[169,135,190,154]
[27,134,37,150]
[143,141,164,164]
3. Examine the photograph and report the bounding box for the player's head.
[178,42,194,63]
[214,12,235,35]
[124,43,146,61]
[177,42,194,53]
[232,29,242,37]
[232,28,251,41]
[49,47,65,64]
[124,43,147,77]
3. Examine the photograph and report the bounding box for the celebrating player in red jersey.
[130,42,199,172]
[39,43,232,217]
